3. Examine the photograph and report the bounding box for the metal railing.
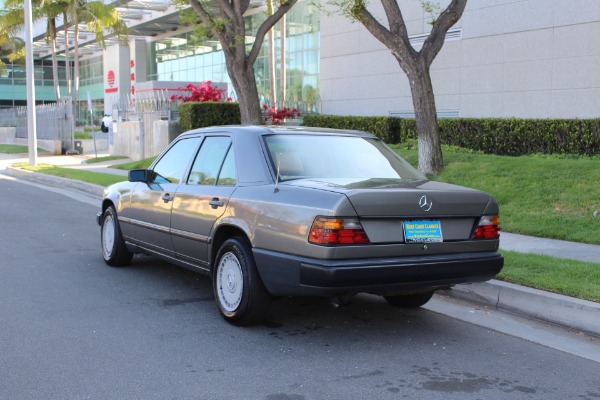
[0,99,74,151]
[105,89,321,124]
[107,91,173,123]
[106,91,175,160]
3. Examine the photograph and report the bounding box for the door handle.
[209,197,225,209]
[162,193,174,203]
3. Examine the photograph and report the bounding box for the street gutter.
[445,281,600,337]
[6,164,105,198]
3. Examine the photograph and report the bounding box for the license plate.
[403,220,443,243]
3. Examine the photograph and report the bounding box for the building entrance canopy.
[29,0,266,60]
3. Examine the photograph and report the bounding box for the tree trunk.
[48,18,60,101]
[266,0,276,106]
[280,17,286,105]
[228,62,264,125]
[268,29,276,106]
[73,23,80,125]
[406,64,443,175]
[51,38,60,101]
[349,0,466,176]
[63,12,71,98]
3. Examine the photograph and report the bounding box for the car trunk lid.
[283,178,491,217]
[283,178,493,243]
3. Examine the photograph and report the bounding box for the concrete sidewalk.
[500,232,600,263]
[1,152,599,337]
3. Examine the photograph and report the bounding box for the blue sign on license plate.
[403,220,443,243]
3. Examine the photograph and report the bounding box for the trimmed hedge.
[302,114,405,144]
[302,114,600,156]
[179,102,241,132]
[439,118,600,156]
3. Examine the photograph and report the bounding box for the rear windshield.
[264,134,426,182]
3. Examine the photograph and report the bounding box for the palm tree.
[63,11,72,98]
[1,0,127,108]
[1,0,67,101]
[64,0,128,117]
[0,19,25,75]
[47,15,63,100]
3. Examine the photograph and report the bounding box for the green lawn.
[74,132,93,139]
[499,250,600,302]
[392,145,600,245]
[111,156,157,170]
[0,144,47,154]
[13,163,125,187]
[86,155,128,164]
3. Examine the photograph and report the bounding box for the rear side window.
[187,137,236,186]
[217,150,237,186]
[151,137,201,184]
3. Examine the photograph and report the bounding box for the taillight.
[474,215,500,239]
[308,217,370,245]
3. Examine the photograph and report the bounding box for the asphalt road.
[1,176,599,400]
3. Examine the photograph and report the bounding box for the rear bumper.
[253,249,504,296]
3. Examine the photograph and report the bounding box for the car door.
[127,136,202,257]
[170,135,237,269]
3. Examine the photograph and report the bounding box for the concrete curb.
[5,165,104,199]
[447,280,600,337]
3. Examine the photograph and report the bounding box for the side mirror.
[129,169,151,183]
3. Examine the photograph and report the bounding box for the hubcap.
[102,214,115,259]
[217,252,243,312]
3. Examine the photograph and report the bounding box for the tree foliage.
[169,81,228,103]
[176,0,299,124]
[0,25,25,75]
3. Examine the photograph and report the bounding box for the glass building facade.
[0,59,69,109]
[0,0,320,115]
[147,0,320,111]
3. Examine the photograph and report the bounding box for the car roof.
[179,125,378,139]
[170,126,382,186]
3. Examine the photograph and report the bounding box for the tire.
[101,206,133,267]
[384,291,435,308]
[213,237,271,326]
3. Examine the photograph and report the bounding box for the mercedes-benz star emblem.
[419,195,433,212]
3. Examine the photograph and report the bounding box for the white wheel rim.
[102,214,115,259]
[217,252,243,313]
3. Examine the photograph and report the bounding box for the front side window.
[151,138,201,184]
[187,137,235,186]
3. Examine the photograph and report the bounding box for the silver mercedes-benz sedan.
[98,126,503,325]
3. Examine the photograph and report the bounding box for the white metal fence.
[0,99,75,152]
[107,91,173,123]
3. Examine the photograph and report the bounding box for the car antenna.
[274,153,281,193]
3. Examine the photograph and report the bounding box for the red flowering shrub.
[169,81,227,103]
[262,105,301,125]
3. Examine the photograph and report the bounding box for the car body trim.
[358,214,478,220]
[120,216,170,234]
[119,217,211,244]
[124,239,211,273]
[170,228,211,244]
[123,236,175,257]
